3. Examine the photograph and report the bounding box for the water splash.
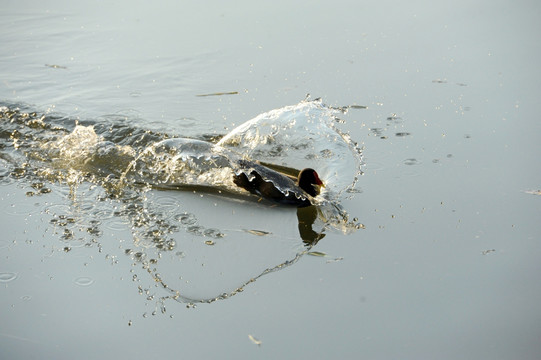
[121,99,362,233]
[0,99,363,306]
[122,137,239,191]
[218,98,363,198]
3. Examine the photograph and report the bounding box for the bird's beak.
[314,174,325,189]
[315,179,325,190]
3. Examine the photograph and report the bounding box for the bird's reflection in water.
[297,205,325,245]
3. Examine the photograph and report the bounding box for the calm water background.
[1,0,540,359]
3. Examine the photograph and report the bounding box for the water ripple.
[4,201,41,216]
[0,272,18,283]
[74,276,95,287]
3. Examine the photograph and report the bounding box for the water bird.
[233,160,324,207]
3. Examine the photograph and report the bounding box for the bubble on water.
[203,228,225,238]
[86,225,102,237]
[74,276,95,286]
[0,272,18,283]
[175,212,197,225]
[133,252,146,262]
[156,240,176,251]
[61,229,74,240]
[187,225,204,236]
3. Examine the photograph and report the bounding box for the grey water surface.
[1,1,540,359]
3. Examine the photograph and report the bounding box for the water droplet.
[248,334,262,346]
[307,251,327,257]
[10,167,26,178]
[86,226,102,236]
[74,277,94,286]
[133,252,145,261]
[0,272,18,282]
[61,229,74,240]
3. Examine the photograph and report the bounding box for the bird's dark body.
[233,160,321,207]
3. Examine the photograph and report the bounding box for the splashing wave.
[0,98,363,305]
